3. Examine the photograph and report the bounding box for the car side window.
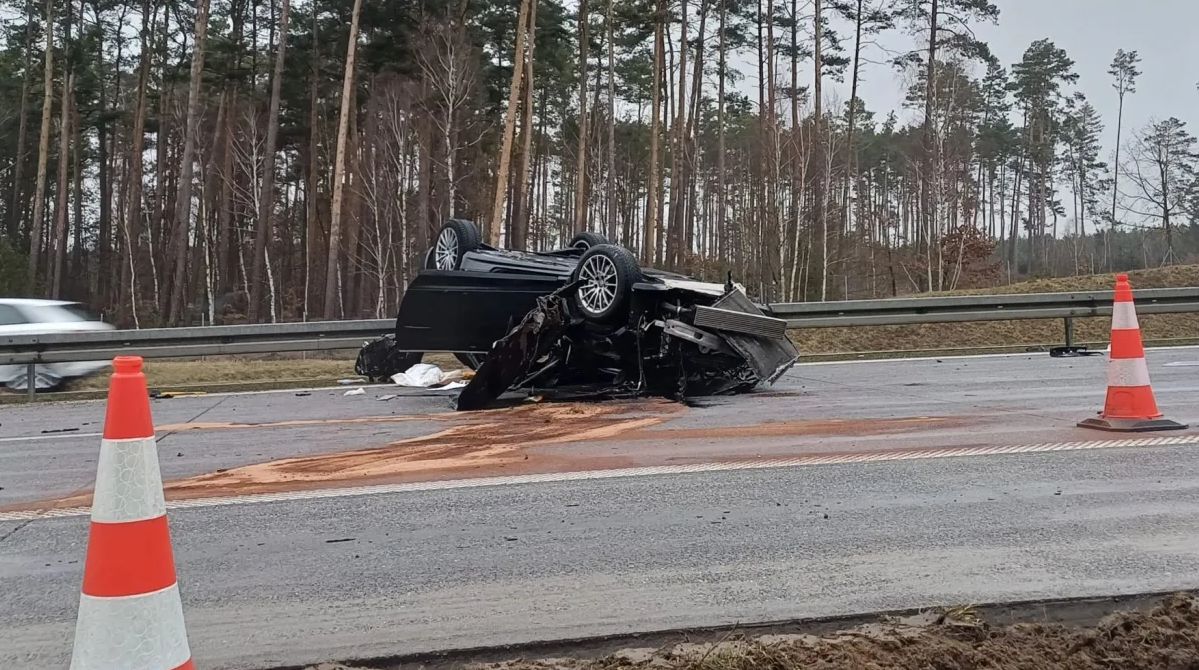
[0,305,28,326]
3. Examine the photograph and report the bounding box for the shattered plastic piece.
[376,394,399,401]
[343,387,366,396]
[337,379,362,385]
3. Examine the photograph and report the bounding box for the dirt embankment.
[308,593,1199,670]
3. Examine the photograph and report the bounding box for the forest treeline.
[0,0,1197,326]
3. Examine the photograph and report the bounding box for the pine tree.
[1010,39,1076,274]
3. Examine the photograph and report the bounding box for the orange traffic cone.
[70,356,195,670]
[1078,274,1187,432]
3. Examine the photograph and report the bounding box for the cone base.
[1077,417,1189,432]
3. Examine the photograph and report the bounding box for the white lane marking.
[3,435,1197,523]
[793,344,1199,368]
[0,431,102,444]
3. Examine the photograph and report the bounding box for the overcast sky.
[837,0,1199,158]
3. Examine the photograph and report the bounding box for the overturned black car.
[357,219,799,410]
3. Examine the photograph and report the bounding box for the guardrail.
[0,319,394,366]
[3,287,1197,399]
[767,287,1199,327]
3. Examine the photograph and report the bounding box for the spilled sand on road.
[156,400,684,499]
[9,400,977,511]
[155,409,965,500]
[19,400,681,510]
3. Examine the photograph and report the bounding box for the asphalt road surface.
[2,350,1199,668]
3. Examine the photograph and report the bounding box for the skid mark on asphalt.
[4,435,1198,522]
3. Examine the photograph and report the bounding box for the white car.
[0,299,116,391]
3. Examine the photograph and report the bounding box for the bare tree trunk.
[488,0,532,245]
[323,0,364,320]
[512,0,538,251]
[249,0,291,322]
[120,0,154,322]
[28,0,55,289]
[643,0,663,264]
[150,3,169,310]
[921,0,938,292]
[167,0,212,325]
[1107,92,1124,272]
[764,0,778,299]
[572,0,590,235]
[814,0,828,300]
[95,0,114,303]
[304,1,319,318]
[666,0,687,269]
[843,0,863,237]
[716,0,726,270]
[605,0,616,241]
[51,73,74,299]
[6,0,36,242]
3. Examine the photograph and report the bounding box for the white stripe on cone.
[91,437,167,524]
[70,583,192,670]
[1107,355,1153,388]
[1112,301,1140,331]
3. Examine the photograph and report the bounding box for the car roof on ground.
[0,298,79,307]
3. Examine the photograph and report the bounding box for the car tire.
[569,232,609,250]
[428,219,481,270]
[571,244,640,323]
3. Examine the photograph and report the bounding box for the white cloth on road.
[391,364,469,390]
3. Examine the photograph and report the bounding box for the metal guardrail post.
[1064,317,1075,349]
[26,362,35,401]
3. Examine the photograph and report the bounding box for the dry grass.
[64,353,462,392]
[795,265,1199,356]
[943,264,1199,296]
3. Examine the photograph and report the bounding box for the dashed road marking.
[2,434,1197,523]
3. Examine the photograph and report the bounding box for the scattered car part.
[1049,346,1102,357]
[354,334,422,382]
